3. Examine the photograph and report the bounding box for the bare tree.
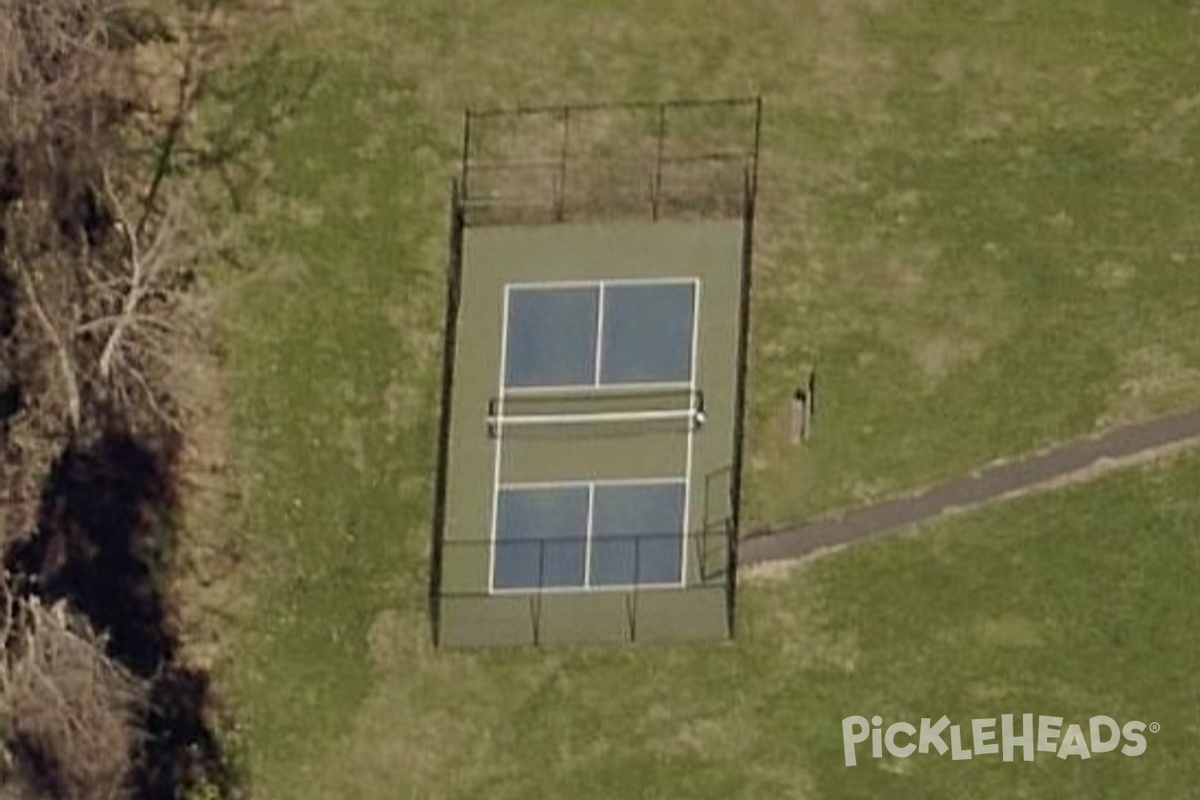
[1,0,127,431]
[1,0,301,546]
[1,0,290,438]
[0,2,302,797]
[0,574,148,800]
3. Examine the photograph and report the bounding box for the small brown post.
[790,388,808,445]
[789,369,816,444]
[806,368,816,423]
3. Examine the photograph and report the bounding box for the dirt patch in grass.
[1091,258,1137,290]
[1129,89,1200,162]
[914,333,984,382]
[975,612,1045,648]
[748,580,861,674]
[1101,346,1200,426]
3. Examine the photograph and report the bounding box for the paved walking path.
[740,405,1200,565]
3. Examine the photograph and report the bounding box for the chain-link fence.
[435,519,735,645]
[459,97,761,226]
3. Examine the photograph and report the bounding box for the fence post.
[652,104,667,221]
[789,369,816,444]
[557,107,570,222]
[460,110,473,206]
[790,388,807,444]
[632,536,642,642]
[533,539,547,645]
[725,517,737,637]
[530,595,542,647]
[751,95,762,196]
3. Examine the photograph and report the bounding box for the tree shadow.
[5,430,240,799]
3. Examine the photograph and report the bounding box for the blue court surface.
[503,280,697,390]
[493,480,686,590]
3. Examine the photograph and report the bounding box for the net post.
[486,397,499,438]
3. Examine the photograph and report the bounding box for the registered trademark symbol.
[1149,722,1161,734]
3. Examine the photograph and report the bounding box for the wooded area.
[1,1,287,796]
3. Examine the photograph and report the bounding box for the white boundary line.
[490,581,687,596]
[593,284,606,386]
[582,484,595,589]
[681,279,701,588]
[487,287,513,594]
[506,276,698,291]
[499,477,687,491]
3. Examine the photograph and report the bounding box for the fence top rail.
[457,96,761,225]
[444,533,711,546]
[464,151,754,172]
[436,583,728,601]
[465,95,761,119]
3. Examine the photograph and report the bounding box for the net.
[487,388,704,438]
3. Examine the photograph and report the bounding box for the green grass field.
[220,1,1200,797]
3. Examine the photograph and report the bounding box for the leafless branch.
[13,256,82,430]
[0,573,148,800]
[96,168,146,382]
